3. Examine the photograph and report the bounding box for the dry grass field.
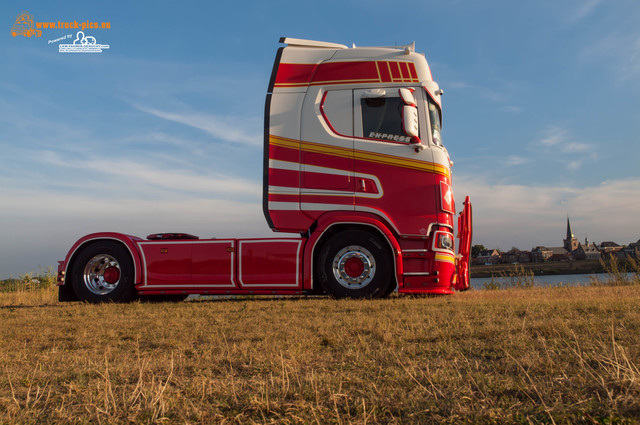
[1,274,639,424]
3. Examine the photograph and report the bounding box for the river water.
[469,272,632,290]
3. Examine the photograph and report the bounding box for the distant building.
[531,246,571,262]
[531,246,553,262]
[475,249,501,265]
[619,240,640,259]
[501,248,532,264]
[549,247,572,262]
[574,238,600,261]
[598,241,623,255]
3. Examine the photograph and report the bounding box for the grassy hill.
[1,276,639,424]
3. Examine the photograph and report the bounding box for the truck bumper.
[398,196,472,295]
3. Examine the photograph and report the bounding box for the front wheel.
[317,230,394,298]
[70,241,136,303]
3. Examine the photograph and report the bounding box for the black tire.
[383,280,399,297]
[317,229,394,298]
[70,241,136,303]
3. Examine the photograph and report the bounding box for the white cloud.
[578,19,640,82]
[121,131,195,150]
[505,155,528,166]
[539,126,567,147]
[562,142,591,153]
[35,151,262,198]
[532,126,595,172]
[134,105,262,146]
[455,176,640,250]
[566,160,583,171]
[568,0,604,23]
[502,105,523,115]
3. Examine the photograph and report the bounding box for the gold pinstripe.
[276,79,381,88]
[269,135,450,178]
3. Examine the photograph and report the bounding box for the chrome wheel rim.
[332,245,376,289]
[82,254,121,295]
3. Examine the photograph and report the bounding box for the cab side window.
[320,90,353,137]
[361,97,413,143]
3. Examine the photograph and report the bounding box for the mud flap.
[58,283,79,302]
[455,196,472,291]
[57,260,79,301]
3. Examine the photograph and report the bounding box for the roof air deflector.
[280,37,348,49]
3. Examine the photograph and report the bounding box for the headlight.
[435,232,454,251]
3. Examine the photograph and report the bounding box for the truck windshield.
[427,96,442,146]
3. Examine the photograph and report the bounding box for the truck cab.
[265,38,471,294]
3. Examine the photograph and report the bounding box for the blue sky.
[1,0,639,278]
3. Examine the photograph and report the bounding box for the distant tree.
[471,244,485,258]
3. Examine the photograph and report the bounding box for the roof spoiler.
[279,37,348,49]
[280,37,415,53]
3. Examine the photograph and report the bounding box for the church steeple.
[566,216,574,240]
[564,215,578,252]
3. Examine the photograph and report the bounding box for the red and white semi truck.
[57,37,472,302]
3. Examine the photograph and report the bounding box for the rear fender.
[58,233,144,287]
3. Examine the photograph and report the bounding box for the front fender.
[303,212,403,291]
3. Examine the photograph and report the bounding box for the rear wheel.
[317,229,393,298]
[71,241,136,303]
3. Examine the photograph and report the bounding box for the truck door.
[352,87,437,236]
[299,88,355,213]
